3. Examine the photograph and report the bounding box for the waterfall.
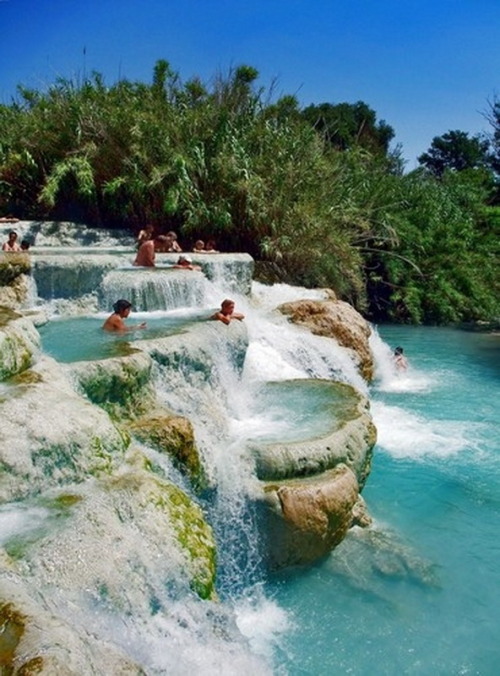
[2,228,377,673]
[100,268,209,312]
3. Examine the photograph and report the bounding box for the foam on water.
[251,280,329,311]
[370,326,434,393]
[235,590,291,660]
[0,503,51,545]
[371,400,480,459]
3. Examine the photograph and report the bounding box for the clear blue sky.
[1,0,499,167]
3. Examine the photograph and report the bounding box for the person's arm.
[232,312,245,321]
[211,312,231,325]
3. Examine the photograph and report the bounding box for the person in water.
[166,230,182,252]
[394,346,408,371]
[102,299,147,333]
[205,239,219,253]
[133,236,170,266]
[211,299,245,325]
[173,255,201,270]
[20,239,31,251]
[193,239,205,253]
[136,223,154,248]
[2,230,21,252]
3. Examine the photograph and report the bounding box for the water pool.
[38,311,211,363]
[264,326,500,675]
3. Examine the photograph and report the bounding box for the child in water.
[102,300,147,332]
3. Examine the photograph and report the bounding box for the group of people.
[102,298,244,333]
[2,230,31,252]
[134,225,219,268]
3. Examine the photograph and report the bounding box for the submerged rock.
[278,298,375,382]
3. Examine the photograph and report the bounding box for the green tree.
[301,101,395,156]
[418,130,491,177]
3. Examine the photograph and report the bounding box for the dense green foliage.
[418,130,492,177]
[0,61,498,324]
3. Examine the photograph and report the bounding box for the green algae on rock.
[128,409,207,491]
[0,311,40,381]
[69,350,156,420]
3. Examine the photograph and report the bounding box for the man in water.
[133,236,170,267]
[211,299,245,325]
[102,299,147,332]
[394,346,408,371]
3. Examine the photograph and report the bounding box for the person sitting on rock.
[2,230,21,252]
[211,299,245,325]
[102,299,147,332]
[173,255,201,271]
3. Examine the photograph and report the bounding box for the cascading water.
[3,224,497,675]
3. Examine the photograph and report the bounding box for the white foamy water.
[235,591,291,660]
[0,504,50,544]
[370,327,435,393]
[251,280,330,311]
[371,401,479,459]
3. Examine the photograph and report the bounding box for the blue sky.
[1,0,499,167]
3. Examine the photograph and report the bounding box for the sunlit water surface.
[266,325,500,675]
[11,272,500,675]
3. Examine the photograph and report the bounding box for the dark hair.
[113,299,132,314]
[20,239,31,250]
[8,230,17,238]
[394,346,404,355]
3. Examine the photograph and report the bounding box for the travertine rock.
[278,298,374,381]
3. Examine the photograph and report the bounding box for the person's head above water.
[394,346,404,356]
[113,299,132,316]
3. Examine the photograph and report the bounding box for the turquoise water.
[38,311,210,362]
[240,380,358,444]
[266,326,500,675]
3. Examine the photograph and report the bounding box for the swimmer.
[173,255,201,270]
[193,239,205,253]
[211,299,245,325]
[394,346,408,371]
[102,299,147,333]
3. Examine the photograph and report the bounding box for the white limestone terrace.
[2,221,254,305]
